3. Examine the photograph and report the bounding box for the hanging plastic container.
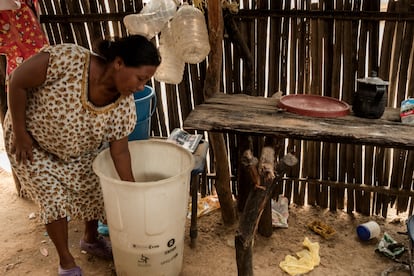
[93,140,194,276]
[123,0,178,39]
[154,23,185,84]
[123,13,160,39]
[140,0,178,15]
[171,3,210,64]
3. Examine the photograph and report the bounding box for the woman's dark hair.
[95,35,161,67]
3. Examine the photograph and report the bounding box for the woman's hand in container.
[110,136,135,182]
[11,129,34,165]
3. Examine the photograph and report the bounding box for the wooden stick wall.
[223,0,414,217]
[35,0,414,217]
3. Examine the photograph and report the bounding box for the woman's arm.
[109,137,135,182]
[8,51,49,164]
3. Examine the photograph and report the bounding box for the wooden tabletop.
[183,93,414,150]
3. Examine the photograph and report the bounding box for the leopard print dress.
[3,44,137,224]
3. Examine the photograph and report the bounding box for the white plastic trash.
[93,140,194,276]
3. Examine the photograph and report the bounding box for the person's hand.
[11,129,34,165]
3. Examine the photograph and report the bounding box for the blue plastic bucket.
[128,85,156,141]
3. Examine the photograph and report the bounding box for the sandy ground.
[0,126,412,276]
[0,165,412,276]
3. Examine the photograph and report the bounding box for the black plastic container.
[352,74,389,119]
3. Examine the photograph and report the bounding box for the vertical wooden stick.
[204,0,236,225]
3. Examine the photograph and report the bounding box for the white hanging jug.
[123,0,178,39]
[154,23,185,84]
[171,2,210,64]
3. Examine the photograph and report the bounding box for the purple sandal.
[58,265,82,276]
[80,235,113,260]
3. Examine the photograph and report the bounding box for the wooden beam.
[235,10,414,21]
[288,177,414,198]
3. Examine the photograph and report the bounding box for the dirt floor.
[0,127,412,276]
[0,165,412,276]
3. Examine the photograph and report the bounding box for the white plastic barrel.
[93,140,194,276]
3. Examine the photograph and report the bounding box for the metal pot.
[352,73,389,119]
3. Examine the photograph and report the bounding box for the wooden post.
[203,0,236,224]
[256,147,276,237]
[238,142,257,212]
[235,153,298,276]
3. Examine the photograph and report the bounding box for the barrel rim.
[92,139,195,187]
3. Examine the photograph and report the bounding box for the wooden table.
[183,93,414,217]
[183,92,414,274]
[183,93,414,150]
